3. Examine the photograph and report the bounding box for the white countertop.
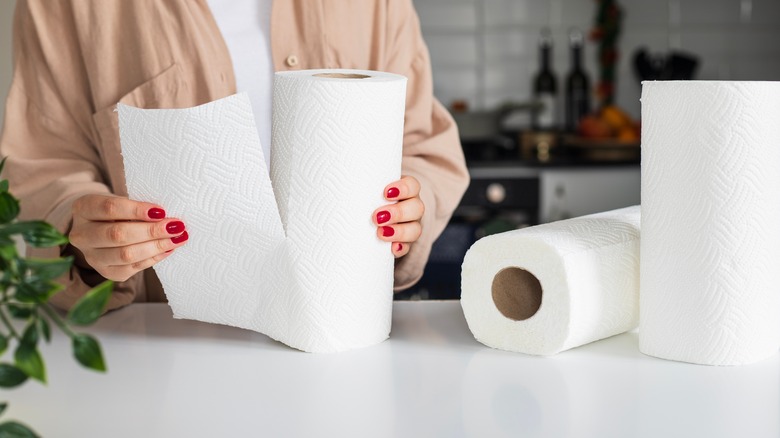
[5,301,779,437]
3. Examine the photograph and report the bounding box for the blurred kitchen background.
[0,1,779,299]
[406,0,780,299]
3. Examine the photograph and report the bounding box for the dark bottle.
[565,30,591,132]
[532,28,558,131]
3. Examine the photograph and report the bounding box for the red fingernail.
[171,231,189,244]
[166,221,185,235]
[382,226,394,237]
[148,208,166,219]
[376,211,390,224]
[396,243,403,251]
[386,187,400,199]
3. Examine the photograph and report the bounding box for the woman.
[0,0,469,310]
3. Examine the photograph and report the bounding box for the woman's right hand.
[68,195,189,282]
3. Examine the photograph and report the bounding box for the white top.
[207,0,274,168]
[9,302,779,437]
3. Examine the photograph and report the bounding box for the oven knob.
[486,183,506,204]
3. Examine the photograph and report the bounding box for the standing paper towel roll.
[640,81,780,365]
[119,69,407,352]
[461,206,640,355]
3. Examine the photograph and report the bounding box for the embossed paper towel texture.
[640,81,780,365]
[461,206,640,355]
[119,70,407,352]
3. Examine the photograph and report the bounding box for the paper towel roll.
[119,69,407,352]
[460,206,640,355]
[640,81,780,365]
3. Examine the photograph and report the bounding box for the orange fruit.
[578,114,613,139]
[600,105,633,131]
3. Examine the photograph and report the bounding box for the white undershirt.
[207,0,274,168]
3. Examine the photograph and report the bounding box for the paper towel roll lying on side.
[119,69,407,352]
[461,206,640,355]
[640,81,780,365]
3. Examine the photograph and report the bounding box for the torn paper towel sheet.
[461,206,640,355]
[118,70,407,353]
[640,81,780,365]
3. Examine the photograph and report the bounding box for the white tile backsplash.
[730,58,780,80]
[558,0,597,27]
[680,0,740,25]
[416,0,478,31]
[484,61,533,93]
[482,0,550,27]
[414,0,780,119]
[425,34,480,67]
[483,30,536,61]
[620,0,669,26]
[750,0,780,24]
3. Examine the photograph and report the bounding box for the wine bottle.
[532,28,558,131]
[565,30,591,132]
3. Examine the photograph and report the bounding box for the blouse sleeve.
[385,0,470,290]
[0,0,141,310]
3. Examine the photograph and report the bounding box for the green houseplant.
[0,158,113,436]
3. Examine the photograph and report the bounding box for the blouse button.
[286,55,299,67]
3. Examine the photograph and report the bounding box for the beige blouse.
[0,0,469,310]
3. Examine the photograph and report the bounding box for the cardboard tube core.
[491,267,542,321]
[313,73,370,79]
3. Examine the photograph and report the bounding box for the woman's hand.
[68,195,189,282]
[373,176,424,258]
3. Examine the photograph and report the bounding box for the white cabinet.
[539,166,640,223]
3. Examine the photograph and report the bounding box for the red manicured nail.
[166,221,185,235]
[386,187,400,199]
[382,226,394,237]
[171,231,189,244]
[376,211,390,224]
[148,208,166,219]
[396,243,403,252]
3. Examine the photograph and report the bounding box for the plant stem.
[0,306,18,338]
[40,304,76,338]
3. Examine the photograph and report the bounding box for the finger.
[384,175,421,201]
[88,231,189,265]
[85,219,186,248]
[98,251,174,283]
[377,221,422,243]
[392,242,411,258]
[374,196,425,226]
[73,195,166,222]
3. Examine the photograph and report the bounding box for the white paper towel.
[640,81,780,365]
[118,69,407,352]
[460,206,640,355]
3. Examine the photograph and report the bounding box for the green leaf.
[0,244,15,260]
[67,280,113,326]
[13,343,45,383]
[21,256,73,281]
[0,364,28,388]
[0,221,67,248]
[6,305,32,319]
[0,222,41,235]
[38,318,51,343]
[0,157,7,177]
[22,222,68,248]
[72,334,106,372]
[0,420,40,438]
[14,280,63,304]
[0,192,20,225]
[0,335,7,356]
[20,323,37,348]
[0,179,8,193]
[0,402,5,416]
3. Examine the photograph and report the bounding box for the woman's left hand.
[373,175,424,258]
